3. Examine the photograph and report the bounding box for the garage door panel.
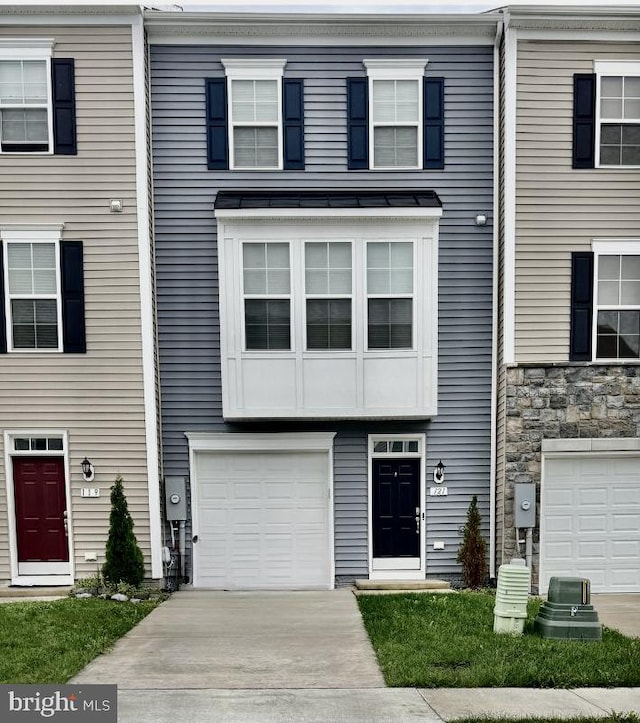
[194,450,331,589]
[542,454,640,593]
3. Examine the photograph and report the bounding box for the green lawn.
[0,597,159,683]
[358,591,640,688]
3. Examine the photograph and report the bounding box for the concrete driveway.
[72,589,384,689]
[591,594,640,638]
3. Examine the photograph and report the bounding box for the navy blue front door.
[372,459,420,558]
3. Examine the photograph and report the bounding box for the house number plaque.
[429,486,448,497]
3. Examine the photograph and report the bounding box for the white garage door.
[194,450,331,589]
[541,455,640,593]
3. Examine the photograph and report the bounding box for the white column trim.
[132,14,162,580]
[503,21,517,365]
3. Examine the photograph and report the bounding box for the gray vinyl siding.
[151,44,493,581]
[515,41,640,363]
[0,24,152,583]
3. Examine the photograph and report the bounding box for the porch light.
[81,457,95,482]
[433,460,445,484]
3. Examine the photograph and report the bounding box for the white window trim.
[364,58,428,171]
[368,433,426,581]
[366,240,416,352]
[3,429,74,586]
[593,60,640,169]
[241,240,292,352]
[591,238,640,362]
[186,431,336,589]
[222,58,286,171]
[1,225,64,353]
[0,40,54,155]
[303,240,354,352]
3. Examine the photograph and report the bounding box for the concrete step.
[0,586,71,598]
[354,579,452,591]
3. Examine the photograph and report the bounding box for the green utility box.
[534,577,602,641]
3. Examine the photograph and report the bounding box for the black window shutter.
[573,73,595,169]
[206,78,228,170]
[61,241,86,353]
[347,78,368,169]
[424,77,444,169]
[570,252,594,361]
[283,79,305,170]
[52,59,77,155]
[0,242,6,353]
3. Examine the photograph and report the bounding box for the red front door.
[13,458,69,563]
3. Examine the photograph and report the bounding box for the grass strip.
[0,597,159,683]
[358,591,640,688]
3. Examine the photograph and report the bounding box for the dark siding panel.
[347,77,368,169]
[60,241,86,354]
[573,74,595,170]
[52,59,77,155]
[283,79,305,170]
[570,252,594,361]
[424,77,444,169]
[151,44,494,581]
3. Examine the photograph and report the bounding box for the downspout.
[489,15,504,580]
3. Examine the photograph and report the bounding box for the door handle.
[63,510,68,536]
[415,511,420,535]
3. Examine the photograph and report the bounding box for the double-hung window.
[4,237,61,351]
[243,242,291,350]
[305,242,352,350]
[0,43,52,153]
[222,59,285,170]
[595,61,640,167]
[364,60,425,170]
[367,242,413,349]
[595,250,640,359]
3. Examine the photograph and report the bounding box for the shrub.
[102,475,145,587]
[456,495,488,589]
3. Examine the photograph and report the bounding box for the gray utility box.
[514,483,536,528]
[534,577,602,641]
[164,476,188,521]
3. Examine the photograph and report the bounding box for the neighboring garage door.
[194,450,331,589]
[541,454,640,593]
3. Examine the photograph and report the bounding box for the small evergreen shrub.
[456,495,488,589]
[102,475,145,587]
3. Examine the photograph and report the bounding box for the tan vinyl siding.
[0,24,151,583]
[515,41,640,363]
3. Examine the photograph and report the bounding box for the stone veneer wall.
[502,364,640,586]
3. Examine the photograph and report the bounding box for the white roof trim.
[215,207,443,220]
[186,431,337,453]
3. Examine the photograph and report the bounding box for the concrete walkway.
[70,589,640,722]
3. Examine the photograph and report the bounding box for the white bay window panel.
[217,211,440,420]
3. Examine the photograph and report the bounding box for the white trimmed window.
[367,241,413,349]
[243,242,291,350]
[595,61,640,167]
[0,42,53,154]
[594,242,640,359]
[2,227,63,352]
[364,59,427,170]
[305,242,352,350]
[222,59,285,170]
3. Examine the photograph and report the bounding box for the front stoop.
[0,586,72,598]
[353,579,454,595]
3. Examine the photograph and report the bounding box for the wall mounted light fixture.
[433,460,446,484]
[475,214,488,226]
[81,457,95,482]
